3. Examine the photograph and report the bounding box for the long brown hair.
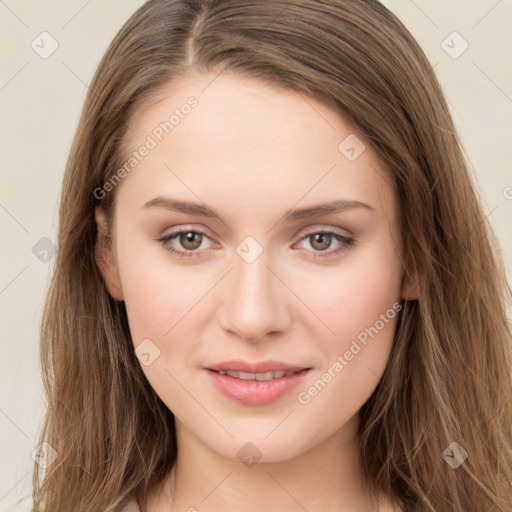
[32,1,512,510]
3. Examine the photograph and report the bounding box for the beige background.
[1,1,511,509]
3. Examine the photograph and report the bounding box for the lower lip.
[205,369,310,406]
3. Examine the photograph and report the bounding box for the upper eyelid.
[160,225,216,242]
[160,225,353,246]
[161,224,352,237]
[299,225,352,238]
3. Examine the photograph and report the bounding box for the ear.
[94,206,124,301]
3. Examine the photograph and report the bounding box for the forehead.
[126,71,340,154]
[118,71,396,223]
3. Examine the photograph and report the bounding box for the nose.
[217,246,291,343]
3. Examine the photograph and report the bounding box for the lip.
[204,360,311,406]
[206,359,308,373]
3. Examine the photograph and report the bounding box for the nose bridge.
[219,239,287,340]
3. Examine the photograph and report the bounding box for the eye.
[157,228,213,259]
[294,229,355,258]
[157,227,355,259]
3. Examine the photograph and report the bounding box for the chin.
[190,424,319,465]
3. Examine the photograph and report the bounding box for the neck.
[142,411,395,512]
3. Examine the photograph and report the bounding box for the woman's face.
[98,70,405,463]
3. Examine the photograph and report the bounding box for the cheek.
[116,239,207,411]
[292,232,402,410]
[298,236,402,345]
[115,232,207,346]
[293,268,401,436]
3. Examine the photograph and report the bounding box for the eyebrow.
[142,196,375,221]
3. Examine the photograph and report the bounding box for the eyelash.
[157,227,355,260]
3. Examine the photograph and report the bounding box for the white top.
[120,499,141,512]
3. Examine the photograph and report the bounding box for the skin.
[96,70,412,512]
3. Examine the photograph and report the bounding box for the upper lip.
[206,359,310,373]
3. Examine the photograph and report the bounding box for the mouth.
[204,360,311,406]
[212,369,307,381]
[206,359,309,374]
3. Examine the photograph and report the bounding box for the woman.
[32,1,512,511]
